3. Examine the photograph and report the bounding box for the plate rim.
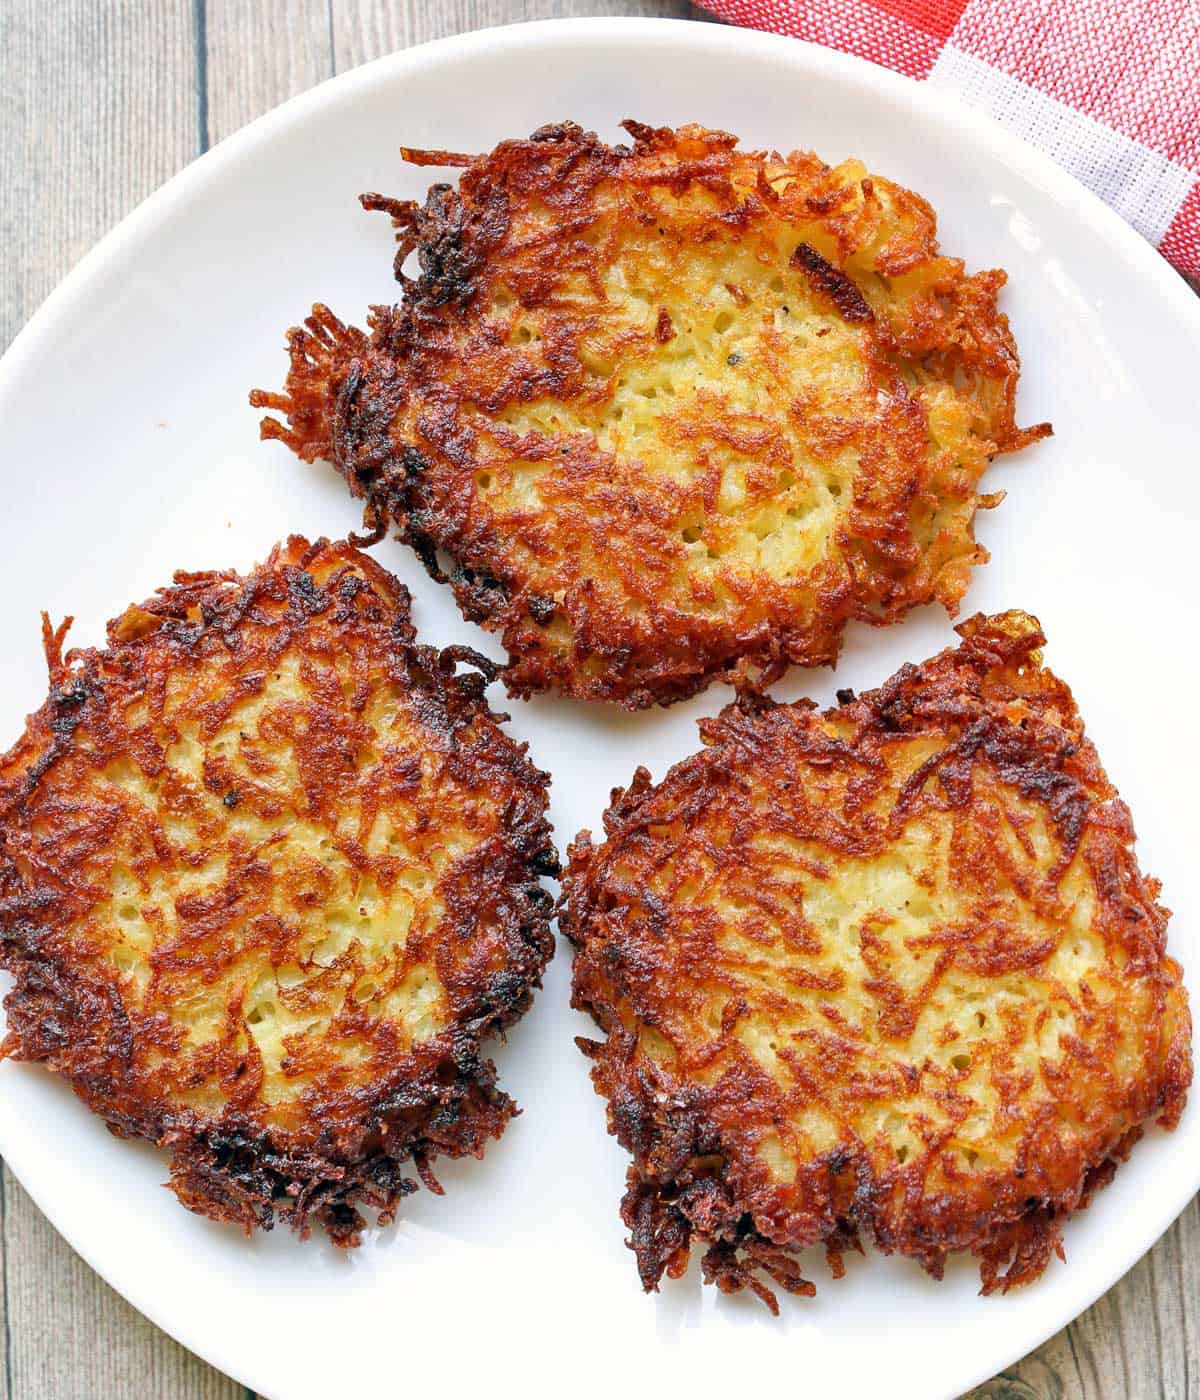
[1,16,1197,1398]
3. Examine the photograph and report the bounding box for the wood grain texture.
[0,2,1196,1397]
[206,0,332,144]
[332,0,703,70]
[0,0,200,351]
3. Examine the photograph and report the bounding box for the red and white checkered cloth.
[696,0,1200,276]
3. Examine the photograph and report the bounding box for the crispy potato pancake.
[563,612,1190,1308]
[253,121,1048,708]
[0,538,557,1244]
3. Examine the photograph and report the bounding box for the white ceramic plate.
[1,18,1198,1400]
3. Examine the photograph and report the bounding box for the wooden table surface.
[1,3,1196,1397]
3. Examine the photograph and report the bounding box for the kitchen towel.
[696,0,1200,276]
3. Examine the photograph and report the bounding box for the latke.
[253,121,1049,708]
[562,611,1190,1307]
[0,538,557,1244]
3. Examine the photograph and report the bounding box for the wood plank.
[206,0,333,144]
[332,0,703,72]
[0,0,201,352]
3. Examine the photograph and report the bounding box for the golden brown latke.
[253,120,1049,709]
[562,612,1190,1309]
[0,538,557,1244]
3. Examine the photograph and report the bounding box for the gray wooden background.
[1,3,1196,1397]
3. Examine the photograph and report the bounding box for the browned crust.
[561,612,1191,1308]
[791,242,874,323]
[252,121,1051,709]
[0,538,558,1245]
